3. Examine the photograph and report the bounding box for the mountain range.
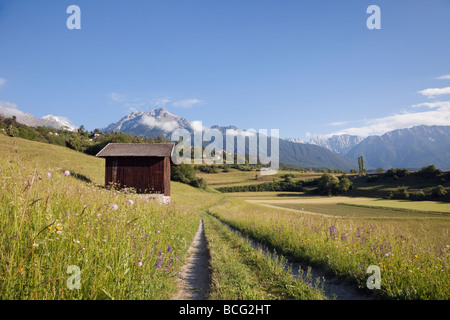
[308,134,366,156]
[101,108,450,171]
[103,108,357,170]
[2,104,450,171]
[0,104,78,132]
[287,126,450,170]
[345,125,450,170]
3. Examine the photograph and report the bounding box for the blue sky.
[0,0,450,140]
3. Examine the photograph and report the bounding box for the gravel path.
[172,219,210,300]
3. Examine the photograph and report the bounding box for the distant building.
[96,143,175,202]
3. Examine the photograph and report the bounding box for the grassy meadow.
[208,195,449,299]
[0,136,208,299]
[1,134,449,300]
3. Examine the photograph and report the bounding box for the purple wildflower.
[111,204,118,211]
[46,172,52,178]
[155,257,164,269]
[329,225,337,239]
[64,170,70,176]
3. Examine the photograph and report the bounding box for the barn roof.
[95,143,174,158]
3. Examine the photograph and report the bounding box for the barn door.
[111,157,118,183]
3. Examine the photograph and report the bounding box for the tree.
[432,185,447,198]
[316,173,339,195]
[376,167,384,173]
[338,175,352,193]
[419,165,442,178]
[358,156,366,174]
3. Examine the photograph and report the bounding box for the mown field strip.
[207,212,377,300]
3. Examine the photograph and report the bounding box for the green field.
[341,199,450,214]
[196,169,321,189]
[262,200,449,218]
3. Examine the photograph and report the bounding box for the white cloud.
[328,121,350,127]
[329,100,450,137]
[418,86,450,98]
[226,128,257,137]
[139,115,179,132]
[109,92,126,103]
[0,78,6,87]
[153,98,171,107]
[411,101,449,109]
[437,75,450,80]
[190,120,207,132]
[172,99,202,108]
[0,101,27,118]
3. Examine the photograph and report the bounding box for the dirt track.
[172,219,210,300]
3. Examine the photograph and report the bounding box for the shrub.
[316,173,339,195]
[418,165,442,178]
[196,165,219,174]
[431,185,447,198]
[338,175,353,193]
[394,186,409,199]
[410,189,426,201]
[385,168,409,179]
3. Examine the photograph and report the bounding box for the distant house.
[96,143,175,200]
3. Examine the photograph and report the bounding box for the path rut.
[172,219,210,300]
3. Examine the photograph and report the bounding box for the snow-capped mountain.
[102,108,357,170]
[103,108,191,137]
[284,137,305,144]
[345,125,450,170]
[41,115,78,132]
[308,134,365,155]
[0,103,78,131]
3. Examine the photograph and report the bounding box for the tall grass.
[209,198,449,300]
[203,214,326,300]
[0,151,200,299]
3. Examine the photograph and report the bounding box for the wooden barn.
[96,143,175,197]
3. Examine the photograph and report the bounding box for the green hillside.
[0,134,218,299]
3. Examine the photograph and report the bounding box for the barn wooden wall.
[105,156,170,195]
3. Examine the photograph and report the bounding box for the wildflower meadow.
[0,150,200,299]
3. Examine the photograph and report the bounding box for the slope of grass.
[0,135,105,185]
[0,135,209,299]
